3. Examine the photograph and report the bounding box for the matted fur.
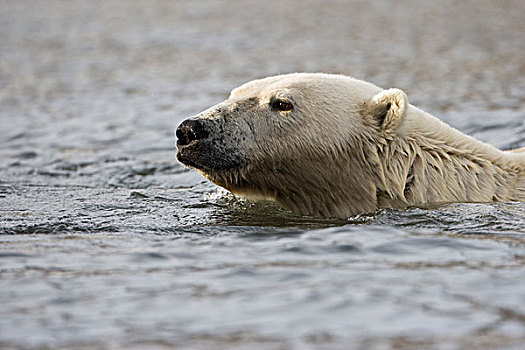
[176,73,525,218]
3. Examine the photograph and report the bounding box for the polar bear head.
[176,73,408,217]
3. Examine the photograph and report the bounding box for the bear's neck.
[211,152,379,218]
[371,106,525,209]
[271,155,380,218]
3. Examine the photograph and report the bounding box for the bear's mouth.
[176,141,244,172]
[176,142,204,170]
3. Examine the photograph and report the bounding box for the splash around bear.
[176,73,525,218]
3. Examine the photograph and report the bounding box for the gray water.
[1,1,525,349]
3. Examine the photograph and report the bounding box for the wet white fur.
[197,73,525,218]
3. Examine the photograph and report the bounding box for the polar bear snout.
[176,119,210,147]
[176,118,215,170]
[176,115,245,172]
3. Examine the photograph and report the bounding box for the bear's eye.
[271,99,294,112]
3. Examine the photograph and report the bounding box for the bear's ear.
[364,88,408,133]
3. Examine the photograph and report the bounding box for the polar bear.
[176,73,525,218]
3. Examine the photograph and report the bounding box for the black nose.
[176,119,209,146]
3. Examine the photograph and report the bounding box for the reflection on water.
[1,0,525,349]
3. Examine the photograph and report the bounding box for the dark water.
[1,1,525,349]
